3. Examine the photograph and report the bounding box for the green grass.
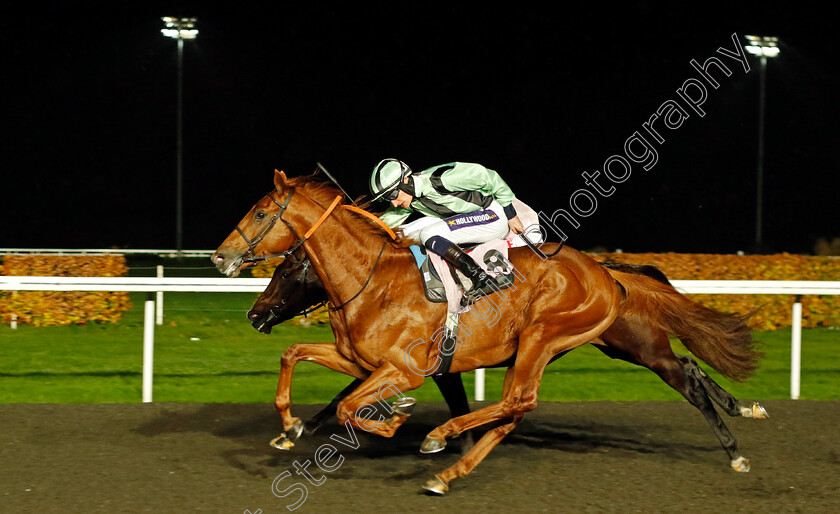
[1,291,838,404]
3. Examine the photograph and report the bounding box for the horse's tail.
[606,267,763,382]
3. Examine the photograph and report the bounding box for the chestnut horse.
[250,247,768,473]
[249,247,475,449]
[213,170,762,493]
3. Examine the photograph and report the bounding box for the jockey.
[369,158,525,296]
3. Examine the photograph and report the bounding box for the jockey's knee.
[422,234,453,255]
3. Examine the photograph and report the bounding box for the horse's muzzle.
[211,249,244,277]
[248,308,277,334]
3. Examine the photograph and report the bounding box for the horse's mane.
[287,174,408,246]
[601,261,672,285]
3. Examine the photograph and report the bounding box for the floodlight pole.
[161,17,197,258]
[744,35,779,253]
[176,36,184,258]
[755,54,767,252]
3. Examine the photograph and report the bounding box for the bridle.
[233,185,394,310]
[237,186,345,265]
[236,187,303,264]
[261,258,327,327]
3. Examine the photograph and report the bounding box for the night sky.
[2,2,837,254]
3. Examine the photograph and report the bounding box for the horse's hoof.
[421,475,448,496]
[392,396,417,416]
[420,436,447,454]
[269,420,305,450]
[269,434,295,450]
[740,402,769,420]
[750,402,769,420]
[731,456,751,472]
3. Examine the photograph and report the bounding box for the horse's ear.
[273,169,289,193]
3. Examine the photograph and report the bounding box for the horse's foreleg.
[274,343,367,434]
[303,379,364,435]
[432,372,471,418]
[333,364,425,438]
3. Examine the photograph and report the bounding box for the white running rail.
[2,277,839,402]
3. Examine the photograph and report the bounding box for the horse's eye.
[281,272,289,279]
[255,211,266,221]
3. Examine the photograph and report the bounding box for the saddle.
[408,242,517,306]
[409,241,519,377]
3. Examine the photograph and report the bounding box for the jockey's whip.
[316,162,358,206]
[518,229,565,259]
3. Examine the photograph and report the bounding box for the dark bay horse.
[213,170,764,493]
[250,247,768,473]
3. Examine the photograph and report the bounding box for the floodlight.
[745,35,779,58]
[161,17,198,40]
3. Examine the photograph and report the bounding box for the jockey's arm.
[378,206,413,228]
[441,163,519,221]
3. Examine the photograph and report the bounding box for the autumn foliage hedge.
[7,253,829,329]
[1,255,131,327]
[593,253,840,330]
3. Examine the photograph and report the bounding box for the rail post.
[156,265,164,325]
[143,293,155,403]
[474,368,485,401]
[790,295,802,399]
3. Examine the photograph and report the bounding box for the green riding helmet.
[369,158,412,202]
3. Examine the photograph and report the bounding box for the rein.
[328,241,387,311]
[340,205,397,240]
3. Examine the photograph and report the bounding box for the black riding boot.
[441,245,497,299]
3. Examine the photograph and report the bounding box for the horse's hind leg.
[676,354,769,420]
[598,322,749,471]
[432,372,474,450]
[677,359,752,471]
[423,412,524,495]
[423,319,612,493]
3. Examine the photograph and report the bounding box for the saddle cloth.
[407,198,543,314]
